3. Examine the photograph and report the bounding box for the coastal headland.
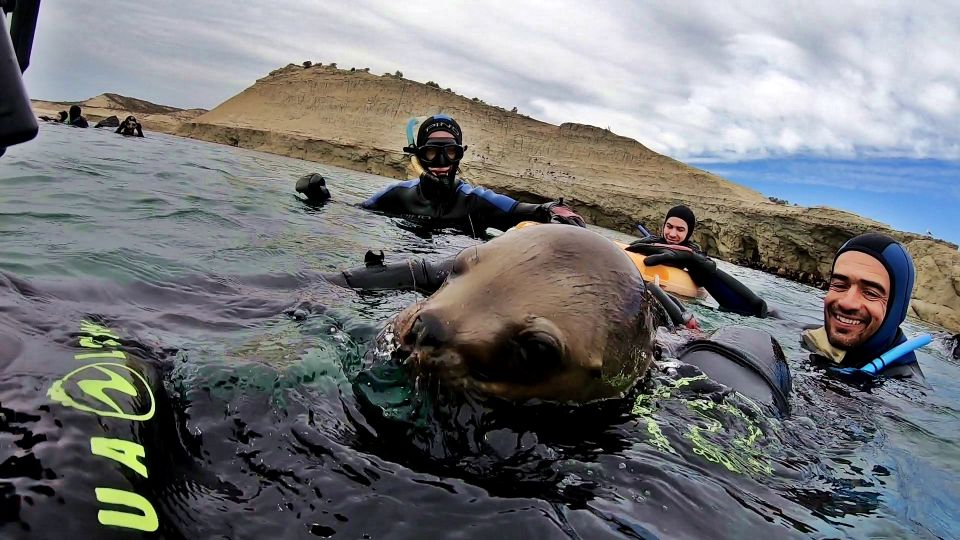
[33,64,960,332]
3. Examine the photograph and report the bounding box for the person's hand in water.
[627,243,717,282]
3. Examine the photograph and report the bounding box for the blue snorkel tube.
[831,333,932,379]
[636,223,652,236]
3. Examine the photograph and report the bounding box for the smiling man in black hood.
[802,232,925,380]
[297,114,586,235]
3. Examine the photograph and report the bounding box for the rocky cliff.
[138,64,960,331]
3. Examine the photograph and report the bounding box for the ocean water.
[1,123,958,539]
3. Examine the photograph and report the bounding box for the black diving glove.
[628,245,768,318]
[627,246,718,283]
[540,200,587,228]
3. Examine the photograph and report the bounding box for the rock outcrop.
[31,93,207,135]
[94,115,120,128]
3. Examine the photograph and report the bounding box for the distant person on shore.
[64,105,88,128]
[297,114,586,235]
[115,115,144,137]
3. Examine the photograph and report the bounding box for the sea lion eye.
[516,333,563,376]
[449,250,477,277]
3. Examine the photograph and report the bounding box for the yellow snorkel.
[405,117,428,178]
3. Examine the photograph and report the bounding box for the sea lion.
[381,225,657,403]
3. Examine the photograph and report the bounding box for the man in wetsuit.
[625,206,770,318]
[636,230,925,380]
[631,204,703,252]
[799,232,924,380]
[65,105,89,128]
[298,114,586,234]
[115,115,144,137]
[39,110,68,123]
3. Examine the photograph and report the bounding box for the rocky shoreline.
[33,65,960,332]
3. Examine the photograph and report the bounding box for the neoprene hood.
[831,232,915,361]
[416,115,463,146]
[664,205,696,243]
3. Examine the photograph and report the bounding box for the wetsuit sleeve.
[324,257,454,294]
[700,269,769,318]
[453,184,530,232]
[136,123,144,137]
[361,181,418,212]
[641,250,768,317]
[492,200,546,230]
[115,125,123,134]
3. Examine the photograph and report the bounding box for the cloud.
[22,0,960,162]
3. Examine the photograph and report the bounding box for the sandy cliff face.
[153,64,960,332]
[31,93,206,135]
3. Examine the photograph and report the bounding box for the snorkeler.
[625,205,769,318]
[631,204,702,252]
[800,232,925,380]
[65,105,89,128]
[39,110,68,123]
[298,114,586,234]
[641,229,926,380]
[115,115,144,137]
[295,173,330,203]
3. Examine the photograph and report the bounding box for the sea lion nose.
[405,312,450,348]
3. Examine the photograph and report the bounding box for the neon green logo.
[79,321,120,340]
[47,362,156,421]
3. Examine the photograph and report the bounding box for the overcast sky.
[21,0,960,162]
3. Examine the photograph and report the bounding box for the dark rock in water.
[295,173,330,203]
[953,334,960,360]
[95,115,120,128]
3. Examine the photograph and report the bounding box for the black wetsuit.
[66,116,88,128]
[361,178,558,234]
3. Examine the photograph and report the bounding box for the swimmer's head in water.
[68,105,82,121]
[390,225,655,403]
[416,114,463,147]
[662,205,696,245]
[824,232,914,358]
[413,115,467,193]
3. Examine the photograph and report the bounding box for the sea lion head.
[390,225,655,403]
